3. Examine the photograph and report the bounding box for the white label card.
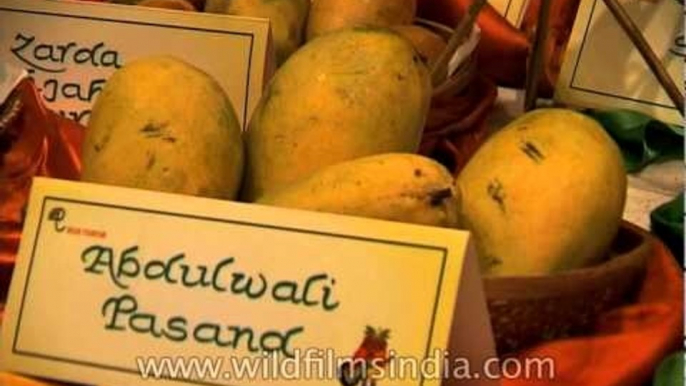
[555,0,684,124]
[0,0,273,129]
[0,178,497,386]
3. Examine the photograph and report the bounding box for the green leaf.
[651,193,684,266]
[585,109,684,173]
[653,351,685,386]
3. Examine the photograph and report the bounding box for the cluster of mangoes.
[82,0,467,229]
[82,0,628,278]
[81,25,461,229]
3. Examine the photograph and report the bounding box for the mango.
[258,153,460,227]
[243,27,431,201]
[205,0,310,66]
[456,109,627,276]
[82,56,244,200]
[307,0,416,41]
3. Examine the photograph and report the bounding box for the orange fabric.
[0,79,82,301]
[417,0,582,94]
[503,236,684,386]
[417,0,531,88]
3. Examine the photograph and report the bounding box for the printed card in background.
[0,178,497,386]
[555,0,683,124]
[0,0,273,129]
[489,0,530,27]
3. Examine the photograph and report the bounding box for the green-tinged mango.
[243,27,431,201]
[82,56,244,200]
[258,153,460,227]
[307,0,416,41]
[457,108,627,276]
[205,0,310,66]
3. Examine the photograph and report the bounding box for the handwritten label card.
[0,0,273,129]
[555,0,683,124]
[0,178,496,386]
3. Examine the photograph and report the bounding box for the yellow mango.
[205,0,310,66]
[82,56,244,200]
[243,27,431,201]
[258,153,460,228]
[457,109,627,276]
[307,0,416,41]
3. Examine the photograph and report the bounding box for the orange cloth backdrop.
[418,0,581,96]
[0,79,81,301]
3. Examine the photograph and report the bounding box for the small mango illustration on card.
[339,326,392,386]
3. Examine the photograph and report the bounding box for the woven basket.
[414,18,478,98]
[485,221,651,355]
[415,18,496,175]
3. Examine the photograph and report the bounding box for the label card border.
[8,188,458,386]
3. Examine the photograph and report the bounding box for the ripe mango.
[257,153,460,228]
[82,56,244,200]
[307,0,416,41]
[457,109,627,276]
[243,27,431,201]
[205,0,310,66]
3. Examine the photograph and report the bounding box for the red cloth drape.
[0,79,82,300]
[418,0,582,96]
[418,0,531,88]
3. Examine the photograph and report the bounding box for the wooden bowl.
[485,221,651,355]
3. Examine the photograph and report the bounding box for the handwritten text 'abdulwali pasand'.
[81,245,340,358]
[10,33,123,124]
